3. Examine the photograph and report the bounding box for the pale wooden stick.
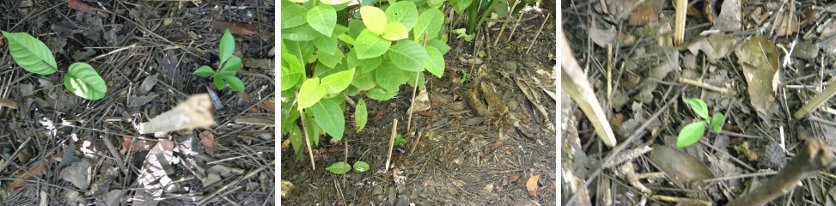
[385,119,398,172]
[674,0,687,44]
[679,78,730,94]
[794,80,836,119]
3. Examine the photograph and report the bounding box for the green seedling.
[2,31,107,100]
[394,134,407,146]
[677,98,725,148]
[194,29,245,92]
[326,161,352,174]
[353,161,370,172]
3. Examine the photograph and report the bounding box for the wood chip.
[526,175,540,197]
[138,94,215,134]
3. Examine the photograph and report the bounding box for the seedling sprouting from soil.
[394,134,407,146]
[193,29,245,92]
[325,161,370,174]
[677,98,725,147]
[2,31,107,100]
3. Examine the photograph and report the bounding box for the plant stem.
[385,119,398,172]
[296,92,316,171]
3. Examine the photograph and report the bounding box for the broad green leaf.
[428,39,451,54]
[281,4,308,29]
[413,9,443,40]
[427,0,443,8]
[320,68,355,95]
[353,161,370,172]
[711,113,725,132]
[297,78,326,109]
[382,22,409,41]
[284,40,314,65]
[310,99,345,141]
[3,31,57,75]
[63,62,107,100]
[424,46,445,78]
[375,62,405,92]
[219,29,235,64]
[313,35,339,55]
[338,34,355,45]
[354,29,391,59]
[367,87,398,101]
[326,162,351,174]
[281,53,304,91]
[677,121,706,148]
[360,6,387,35]
[224,75,245,92]
[194,65,215,77]
[351,71,377,90]
[219,56,242,76]
[355,98,368,131]
[387,40,428,71]
[347,50,382,73]
[304,113,321,146]
[404,71,425,90]
[683,98,709,120]
[385,2,419,29]
[287,124,304,159]
[451,0,473,13]
[320,0,351,5]
[317,49,344,68]
[289,0,309,3]
[306,5,337,36]
[213,75,226,89]
[282,24,320,41]
[347,20,366,39]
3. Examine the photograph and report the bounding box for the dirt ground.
[0,1,275,205]
[282,7,557,206]
[564,0,836,205]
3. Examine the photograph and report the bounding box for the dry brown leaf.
[68,0,95,15]
[9,160,48,190]
[687,35,737,61]
[734,35,779,118]
[589,22,616,47]
[211,21,257,36]
[774,12,799,37]
[714,0,741,32]
[526,175,540,197]
[199,131,215,156]
[59,159,91,190]
[138,94,215,134]
[261,98,275,113]
[628,6,659,26]
[123,136,155,152]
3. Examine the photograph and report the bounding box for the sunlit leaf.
[194,65,215,77]
[310,99,345,141]
[355,98,368,131]
[387,40,428,71]
[677,121,706,148]
[3,31,57,75]
[360,6,387,35]
[683,98,709,120]
[320,68,355,95]
[297,78,326,109]
[711,113,725,132]
[326,162,352,174]
[219,29,235,64]
[307,5,337,36]
[354,29,391,59]
[63,62,107,100]
[424,46,445,78]
[353,161,370,172]
[385,2,419,29]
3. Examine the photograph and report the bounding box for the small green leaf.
[351,71,377,90]
[677,121,706,148]
[297,78,327,109]
[394,134,406,146]
[281,53,305,91]
[310,99,345,141]
[684,98,710,120]
[387,40,428,71]
[413,9,444,40]
[3,31,57,75]
[219,29,235,64]
[194,65,215,77]
[451,0,473,13]
[282,24,320,41]
[711,113,725,132]
[219,56,242,76]
[224,75,245,92]
[385,2,419,30]
[317,49,344,68]
[428,39,451,54]
[307,5,338,37]
[355,98,368,131]
[360,6,387,35]
[213,75,226,90]
[320,68,355,95]
[367,87,398,101]
[313,35,339,55]
[424,46,445,78]
[382,22,409,41]
[353,161,370,172]
[326,162,352,174]
[63,62,107,100]
[354,29,391,59]
[281,4,308,29]
[375,62,405,91]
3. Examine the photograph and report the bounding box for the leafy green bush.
[2,31,107,100]
[677,98,725,147]
[194,29,245,92]
[281,0,450,160]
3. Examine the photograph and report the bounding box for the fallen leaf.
[138,94,215,134]
[122,136,156,152]
[649,145,714,189]
[713,0,741,32]
[60,159,91,190]
[129,94,158,108]
[526,175,540,197]
[104,189,125,206]
[589,22,617,47]
[199,131,215,156]
[137,74,158,95]
[9,160,48,190]
[819,21,836,57]
[408,89,431,113]
[687,34,737,61]
[261,98,275,113]
[211,20,257,36]
[628,6,659,26]
[774,12,799,37]
[68,0,95,15]
[734,35,779,118]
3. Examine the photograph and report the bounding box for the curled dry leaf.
[138,94,215,134]
[199,131,215,156]
[734,35,779,119]
[526,175,540,197]
[211,20,257,36]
